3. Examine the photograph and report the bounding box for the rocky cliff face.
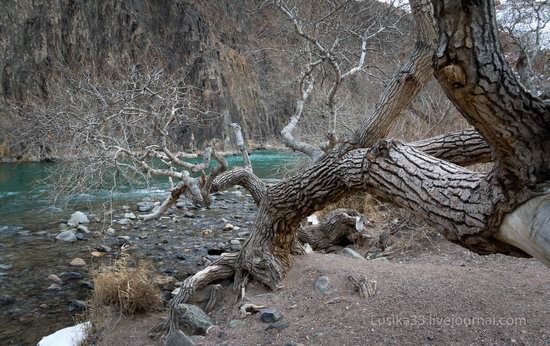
[0,0,281,156]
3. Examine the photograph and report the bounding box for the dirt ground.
[97,236,550,346]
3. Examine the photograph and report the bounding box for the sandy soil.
[98,237,550,346]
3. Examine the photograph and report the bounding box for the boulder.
[175,303,213,336]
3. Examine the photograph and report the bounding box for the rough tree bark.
[160,0,549,342]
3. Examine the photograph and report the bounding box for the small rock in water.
[230,239,241,245]
[202,229,212,237]
[0,295,16,305]
[97,244,112,253]
[47,283,62,290]
[69,258,86,267]
[259,309,282,323]
[80,281,94,290]
[183,212,195,218]
[67,211,89,226]
[0,264,14,270]
[124,212,137,220]
[75,232,87,241]
[117,218,131,225]
[60,272,83,280]
[47,274,62,284]
[342,248,365,260]
[315,276,330,295]
[223,223,235,231]
[137,202,154,212]
[106,227,116,235]
[68,299,87,312]
[56,230,77,242]
[58,223,69,230]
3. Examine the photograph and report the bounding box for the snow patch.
[37,321,90,346]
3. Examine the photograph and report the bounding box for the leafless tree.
[497,0,550,98]
[12,64,237,220]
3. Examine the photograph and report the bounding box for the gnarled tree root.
[152,253,237,342]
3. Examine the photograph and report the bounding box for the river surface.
[0,150,304,345]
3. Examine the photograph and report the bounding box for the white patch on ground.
[37,321,90,346]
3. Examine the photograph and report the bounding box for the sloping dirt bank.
[99,239,549,345]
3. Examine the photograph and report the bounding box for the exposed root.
[348,275,377,298]
[152,254,237,339]
[239,303,267,318]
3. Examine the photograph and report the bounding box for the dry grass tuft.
[90,253,161,317]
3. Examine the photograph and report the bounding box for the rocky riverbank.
[0,187,259,345]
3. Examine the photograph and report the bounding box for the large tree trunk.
[160,0,549,341]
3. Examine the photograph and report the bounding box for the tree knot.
[441,64,466,87]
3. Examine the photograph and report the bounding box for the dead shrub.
[90,253,161,317]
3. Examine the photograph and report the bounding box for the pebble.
[97,244,112,253]
[80,281,94,290]
[67,211,89,226]
[265,322,289,332]
[47,274,62,284]
[137,202,154,212]
[68,299,87,312]
[117,218,131,225]
[223,223,235,231]
[69,258,86,267]
[60,272,83,280]
[124,212,137,220]
[342,248,365,260]
[56,230,77,242]
[0,295,16,305]
[315,276,330,295]
[47,283,62,290]
[259,308,282,323]
[228,319,245,328]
